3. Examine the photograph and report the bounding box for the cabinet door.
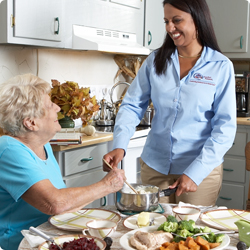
[63,167,106,208]
[216,183,244,209]
[207,0,249,53]
[110,0,141,9]
[14,0,62,41]
[144,0,166,50]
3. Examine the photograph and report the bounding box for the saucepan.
[115,184,177,212]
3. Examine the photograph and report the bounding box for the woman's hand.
[103,148,125,171]
[169,174,198,196]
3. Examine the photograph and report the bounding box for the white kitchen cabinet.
[216,127,250,209]
[53,142,110,209]
[206,0,250,59]
[0,0,63,47]
[144,0,166,50]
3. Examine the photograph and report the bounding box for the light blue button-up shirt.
[112,46,236,186]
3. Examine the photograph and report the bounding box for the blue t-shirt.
[0,136,66,250]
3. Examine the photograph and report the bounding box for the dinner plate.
[49,208,121,231]
[123,212,166,230]
[200,209,250,231]
[119,226,230,250]
[38,234,106,250]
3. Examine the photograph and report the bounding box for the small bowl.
[83,219,117,238]
[172,206,201,222]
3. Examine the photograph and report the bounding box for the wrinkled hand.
[103,148,125,172]
[103,168,126,193]
[169,174,198,196]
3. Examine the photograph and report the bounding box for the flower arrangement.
[50,79,99,126]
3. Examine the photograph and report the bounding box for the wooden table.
[18,204,240,250]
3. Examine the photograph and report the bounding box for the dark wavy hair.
[154,0,221,75]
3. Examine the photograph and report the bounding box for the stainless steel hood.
[72,25,150,55]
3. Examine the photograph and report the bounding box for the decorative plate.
[123,212,166,230]
[38,234,106,250]
[119,226,230,250]
[200,209,250,231]
[49,208,121,231]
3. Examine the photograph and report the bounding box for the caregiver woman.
[103,0,236,206]
[0,74,126,250]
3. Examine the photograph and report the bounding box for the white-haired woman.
[0,74,126,250]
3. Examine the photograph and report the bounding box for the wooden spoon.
[103,158,139,194]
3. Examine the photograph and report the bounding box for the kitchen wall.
[1,45,250,99]
[0,45,121,102]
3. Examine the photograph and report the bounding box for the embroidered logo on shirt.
[191,73,215,86]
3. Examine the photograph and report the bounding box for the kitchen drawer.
[63,143,108,176]
[216,183,244,209]
[226,132,247,156]
[63,167,106,208]
[223,157,246,183]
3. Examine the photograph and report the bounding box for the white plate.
[38,234,106,250]
[49,208,121,231]
[119,226,230,250]
[200,209,250,231]
[123,212,166,230]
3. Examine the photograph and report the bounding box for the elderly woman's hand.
[103,168,126,193]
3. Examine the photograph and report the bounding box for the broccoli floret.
[157,221,178,232]
[157,221,166,231]
[189,219,196,228]
[193,227,203,234]
[215,233,225,243]
[178,220,194,232]
[176,229,193,238]
[173,236,185,243]
[167,215,178,223]
[202,226,212,233]
[206,232,216,243]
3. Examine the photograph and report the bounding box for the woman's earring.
[196,30,199,39]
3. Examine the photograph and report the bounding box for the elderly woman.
[0,74,126,250]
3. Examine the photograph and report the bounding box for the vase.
[59,116,75,128]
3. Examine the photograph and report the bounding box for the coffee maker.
[236,72,250,117]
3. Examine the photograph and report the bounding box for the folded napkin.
[21,230,45,248]
[177,201,227,213]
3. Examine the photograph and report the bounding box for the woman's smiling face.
[164,3,198,49]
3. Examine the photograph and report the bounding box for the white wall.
[0,45,120,102]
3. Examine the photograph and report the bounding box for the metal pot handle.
[159,186,178,197]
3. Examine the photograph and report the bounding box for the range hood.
[72,25,150,55]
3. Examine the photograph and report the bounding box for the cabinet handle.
[219,196,232,201]
[55,17,60,35]
[101,196,106,206]
[80,156,93,162]
[240,36,243,49]
[148,31,152,46]
[223,168,234,172]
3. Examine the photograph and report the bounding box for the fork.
[171,230,235,239]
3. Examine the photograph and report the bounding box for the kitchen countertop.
[51,132,113,152]
[50,118,250,152]
[237,117,250,125]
